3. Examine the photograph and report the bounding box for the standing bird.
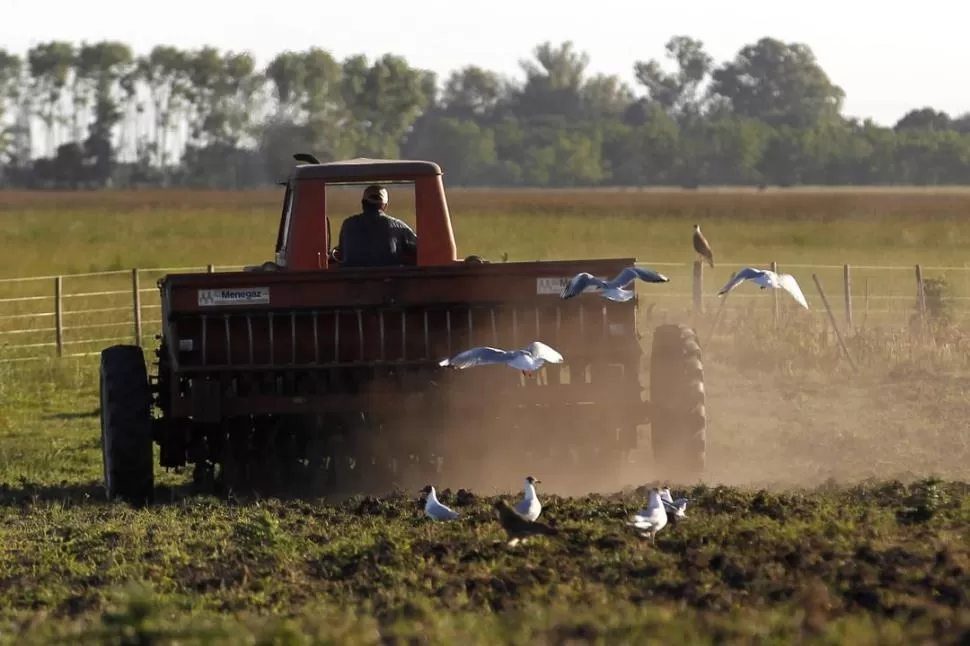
[717,267,809,310]
[438,341,564,378]
[692,224,715,268]
[560,266,670,302]
[514,475,543,521]
[493,499,559,547]
[627,488,668,542]
[420,485,459,521]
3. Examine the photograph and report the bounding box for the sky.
[1,0,966,126]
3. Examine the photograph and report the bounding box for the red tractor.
[98,156,707,504]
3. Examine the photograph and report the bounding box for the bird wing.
[717,267,765,295]
[427,496,458,520]
[514,496,541,521]
[629,491,668,530]
[560,272,607,299]
[693,230,713,255]
[599,288,636,303]
[659,488,673,504]
[610,266,670,288]
[523,341,564,364]
[777,273,810,309]
[439,346,513,369]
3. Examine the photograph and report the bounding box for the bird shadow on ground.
[42,407,100,421]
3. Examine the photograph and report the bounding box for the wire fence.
[0,260,965,363]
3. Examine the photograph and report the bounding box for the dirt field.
[0,188,969,643]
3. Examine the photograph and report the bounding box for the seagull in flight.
[627,488,668,542]
[560,266,670,302]
[717,267,810,309]
[514,476,543,521]
[438,341,564,377]
[420,485,459,521]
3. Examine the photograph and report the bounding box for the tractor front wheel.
[648,324,707,482]
[99,345,155,506]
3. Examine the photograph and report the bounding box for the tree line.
[1,37,968,190]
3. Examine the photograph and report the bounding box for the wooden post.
[770,261,779,325]
[54,276,63,358]
[915,264,926,321]
[704,291,730,350]
[207,264,215,273]
[692,260,703,314]
[131,268,142,346]
[864,278,870,328]
[812,273,858,373]
[843,264,853,328]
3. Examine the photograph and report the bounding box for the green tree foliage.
[0,36,969,189]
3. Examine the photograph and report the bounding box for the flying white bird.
[717,267,810,310]
[420,485,459,521]
[627,488,668,541]
[560,266,670,302]
[438,341,564,377]
[660,487,689,519]
[514,475,543,521]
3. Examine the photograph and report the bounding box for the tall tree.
[26,41,76,155]
[710,37,845,128]
[0,49,23,163]
[440,65,508,121]
[633,36,714,119]
[514,41,590,119]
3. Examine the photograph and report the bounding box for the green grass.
[1,188,970,643]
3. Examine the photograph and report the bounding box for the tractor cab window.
[331,182,417,268]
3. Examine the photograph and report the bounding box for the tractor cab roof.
[289,157,443,184]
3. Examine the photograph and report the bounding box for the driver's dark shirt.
[337,208,417,268]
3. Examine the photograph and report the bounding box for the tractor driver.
[333,184,417,268]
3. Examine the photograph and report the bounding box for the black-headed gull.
[627,488,668,541]
[438,341,564,377]
[692,224,715,268]
[660,487,689,519]
[493,499,558,547]
[514,475,542,521]
[717,267,809,309]
[420,485,459,521]
[560,266,669,302]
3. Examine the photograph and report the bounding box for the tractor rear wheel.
[99,345,155,506]
[648,323,707,482]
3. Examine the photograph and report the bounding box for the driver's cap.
[362,184,388,205]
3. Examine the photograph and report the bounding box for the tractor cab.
[270,154,459,271]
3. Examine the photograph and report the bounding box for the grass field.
[1,187,970,643]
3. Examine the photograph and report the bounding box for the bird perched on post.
[493,499,558,547]
[692,224,715,268]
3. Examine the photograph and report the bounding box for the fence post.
[915,265,926,321]
[843,264,853,328]
[770,261,779,325]
[692,260,703,314]
[812,273,859,373]
[864,278,870,328]
[207,264,215,273]
[54,276,63,357]
[131,268,142,346]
